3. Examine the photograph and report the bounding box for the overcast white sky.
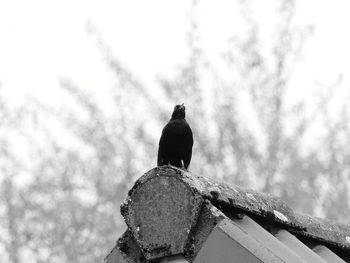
[0,0,350,218]
[0,0,349,112]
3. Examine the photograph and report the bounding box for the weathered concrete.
[120,166,302,261]
[193,203,307,263]
[119,166,350,262]
[293,213,350,250]
[159,255,189,263]
[121,167,204,260]
[183,200,227,260]
[184,172,304,231]
[104,230,146,263]
[291,213,350,261]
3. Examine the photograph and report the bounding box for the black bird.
[157,104,193,169]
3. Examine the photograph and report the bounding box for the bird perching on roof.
[157,104,193,170]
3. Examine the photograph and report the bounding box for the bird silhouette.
[157,104,193,169]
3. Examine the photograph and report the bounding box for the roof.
[105,166,350,263]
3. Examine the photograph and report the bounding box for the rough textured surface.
[183,201,227,261]
[159,255,189,263]
[121,167,204,260]
[120,166,350,261]
[104,230,146,263]
[136,166,304,231]
[190,175,304,231]
[292,213,350,251]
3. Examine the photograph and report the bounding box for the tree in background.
[0,0,350,262]
[0,87,33,263]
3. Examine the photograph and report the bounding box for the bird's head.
[171,103,186,119]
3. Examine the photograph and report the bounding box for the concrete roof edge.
[291,213,350,251]
[104,230,146,263]
[120,166,350,256]
[120,166,204,260]
[164,166,304,230]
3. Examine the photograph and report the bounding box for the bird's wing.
[157,128,166,166]
[157,137,163,166]
[183,146,192,169]
[183,126,193,169]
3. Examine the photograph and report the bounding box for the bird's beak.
[180,103,185,109]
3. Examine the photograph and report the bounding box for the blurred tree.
[54,2,350,262]
[0,151,22,263]
[0,88,27,263]
[1,0,350,262]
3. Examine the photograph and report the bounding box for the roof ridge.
[120,166,350,261]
